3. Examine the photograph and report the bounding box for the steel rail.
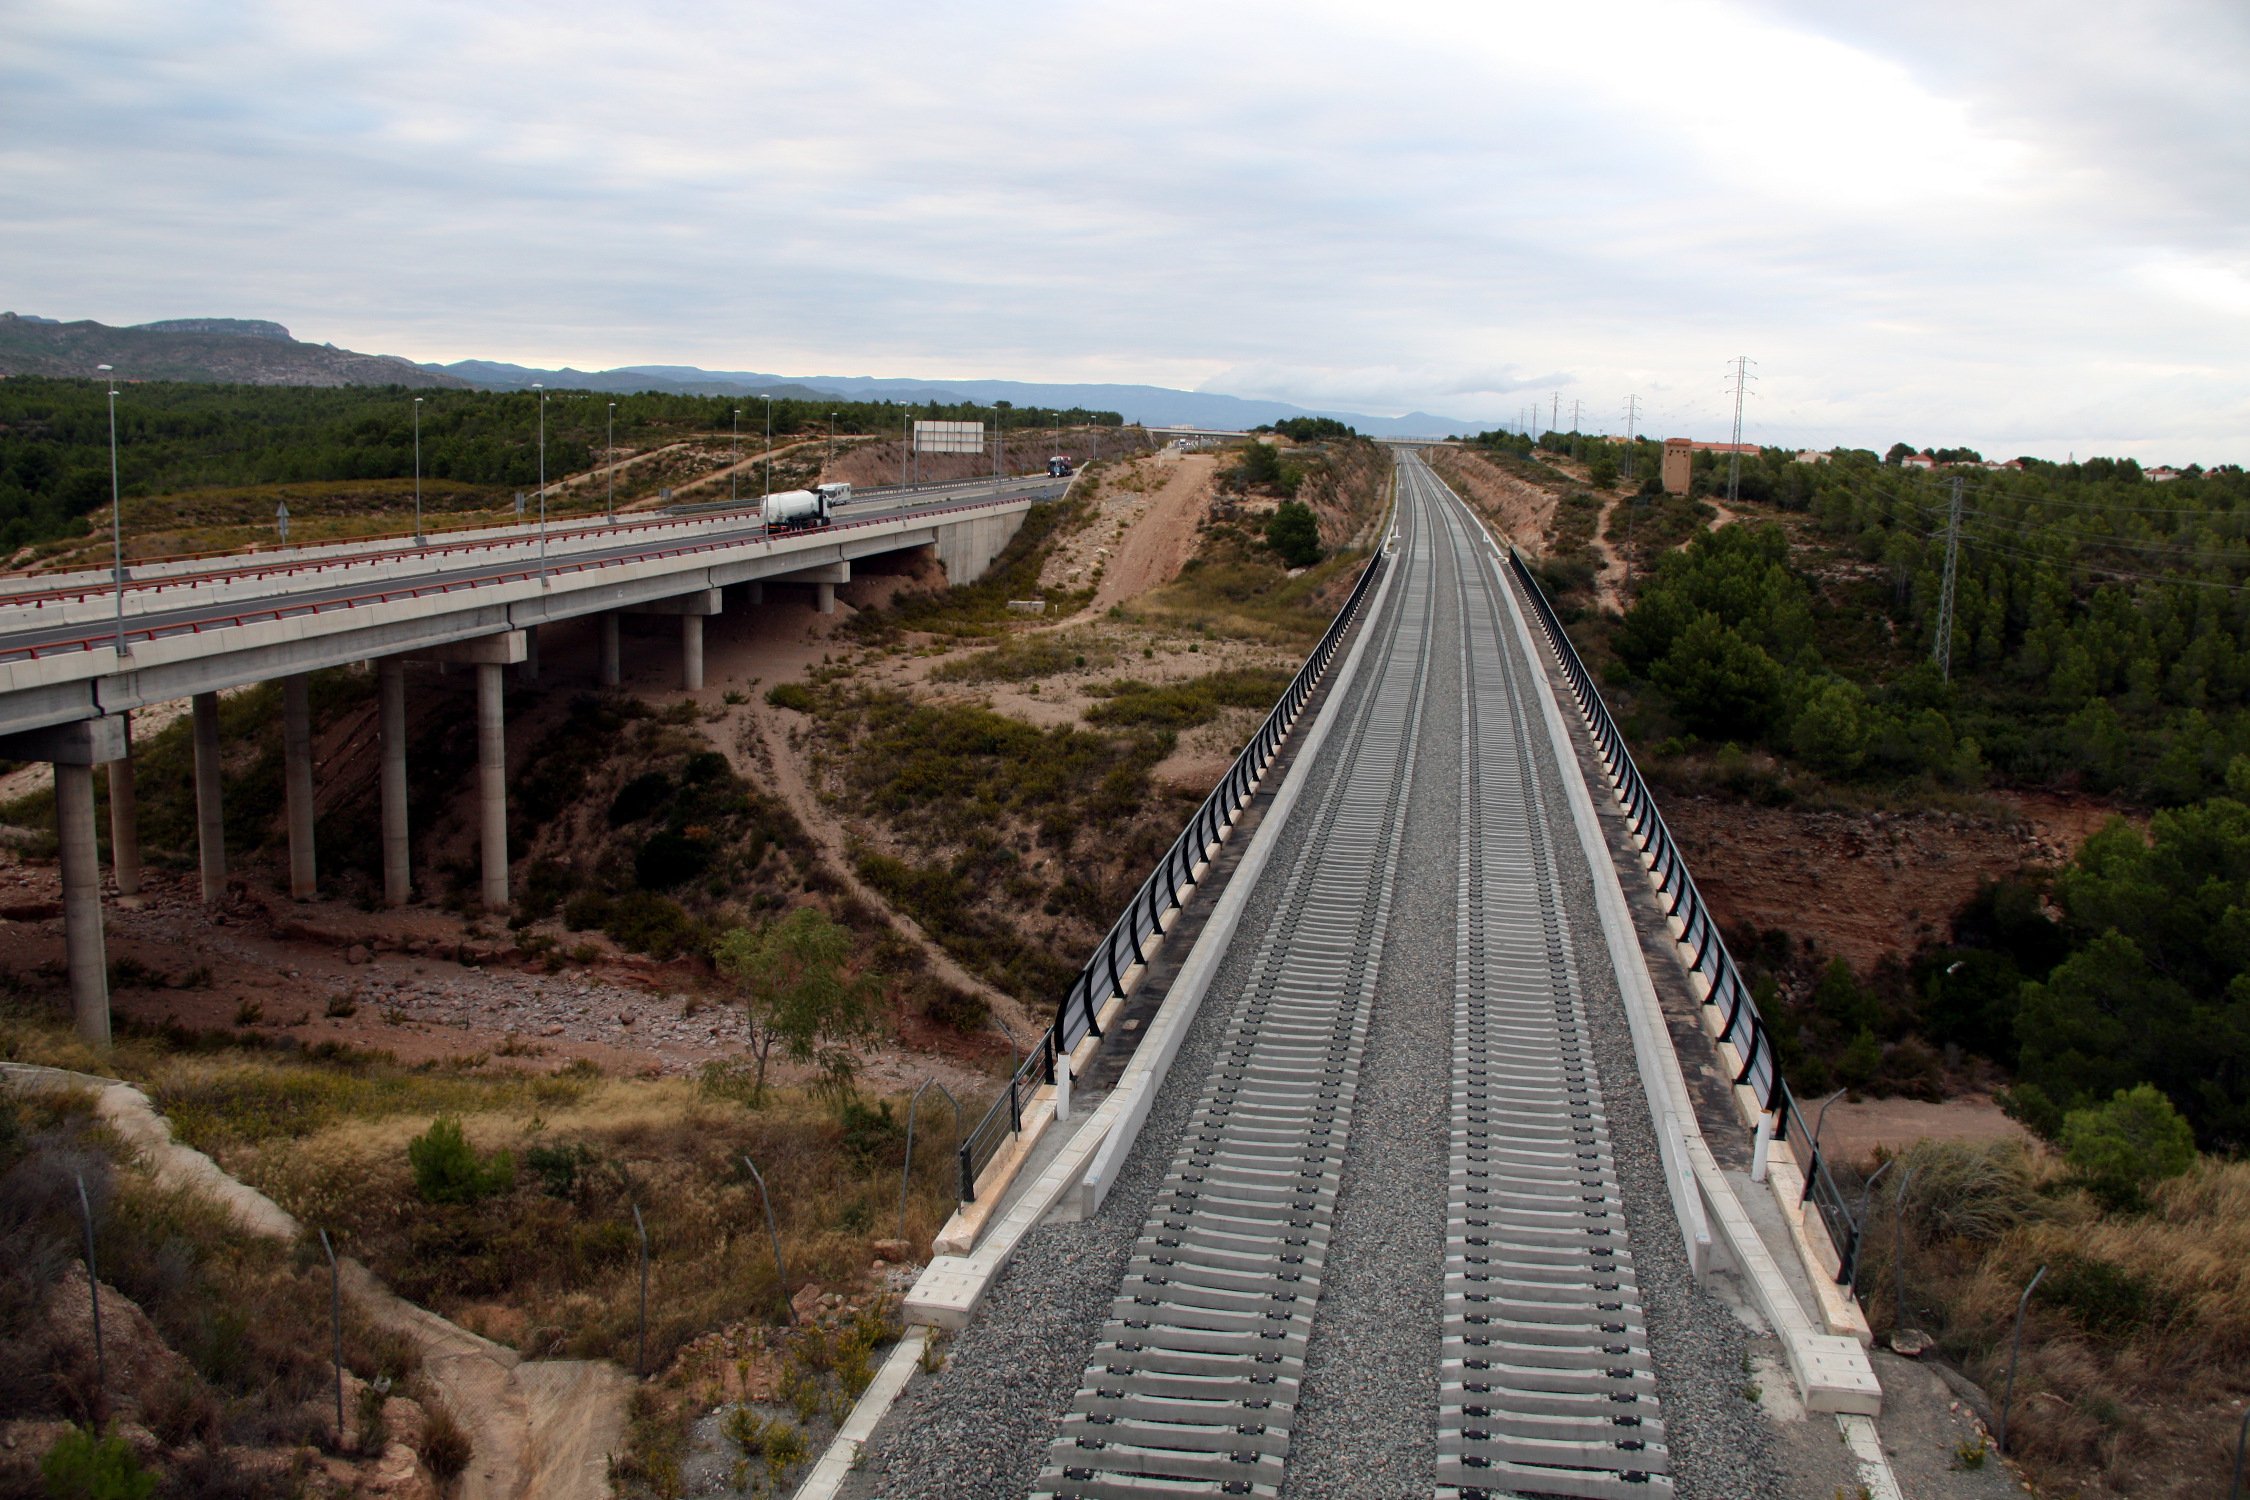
[1425,461,1671,1497]
[951,532,1388,1201]
[1502,540,1862,1282]
[1032,461,1438,1497]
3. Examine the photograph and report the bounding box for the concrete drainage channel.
[799,453,1894,1499]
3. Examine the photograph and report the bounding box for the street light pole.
[99,366,127,658]
[607,402,617,523]
[993,403,1001,482]
[532,383,548,585]
[762,395,774,499]
[731,408,741,506]
[412,396,425,544]
[826,411,835,471]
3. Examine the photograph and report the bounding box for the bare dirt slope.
[1090,453,1217,608]
[1426,446,1559,549]
[1663,789,2123,973]
[9,1064,630,1500]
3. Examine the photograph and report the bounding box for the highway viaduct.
[0,478,1059,1046]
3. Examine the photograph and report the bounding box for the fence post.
[742,1155,793,1325]
[74,1173,105,1412]
[1997,1263,2046,1453]
[319,1229,344,1445]
[2230,1403,2250,1499]
[631,1203,649,1376]
[901,1080,961,1243]
[1892,1167,1915,1337]
[1804,1089,1848,1204]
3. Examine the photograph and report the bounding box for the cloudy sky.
[6,0,2247,459]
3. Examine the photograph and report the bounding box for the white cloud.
[1,0,2246,459]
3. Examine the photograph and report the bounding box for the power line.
[1935,476,1962,679]
[1724,355,1757,505]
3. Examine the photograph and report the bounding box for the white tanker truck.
[762,487,837,530]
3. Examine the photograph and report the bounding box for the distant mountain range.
[420,360,1475,437]
[0,312,1480,436]
[0,312,464,388]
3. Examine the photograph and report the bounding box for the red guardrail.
[0,491,1030,665]
[0,474,1053,608]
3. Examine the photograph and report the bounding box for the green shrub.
[607,772,674,827]
[2063,1084,2197,1195]
[420,1399,472,1482]
[766,683,816,713]
[2041,1252,2170,1337]
[525,1142,592,1199]
[1265,500,1322,567]
[919,986,989,1034]
[40,1428,155,1500]
[1083,668,1290,730]
[837,1100,901,1168]
[406,1116,515,1205]
[604,891,700,958]
[634,830,713,890]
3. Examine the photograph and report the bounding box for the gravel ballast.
[839,469,1785,1497]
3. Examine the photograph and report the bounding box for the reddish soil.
[1662,789,2131,972]
[1425,447,1558,550]
[1816,1093,2031,1169]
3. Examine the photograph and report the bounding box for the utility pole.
[1622,395,1642,481]
[1935,475,1963,680]
[1550,391,1559,439]
[1570,398,1582,460]
[1725,355,1757,504]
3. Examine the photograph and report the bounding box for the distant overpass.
[0,473,1065,1043]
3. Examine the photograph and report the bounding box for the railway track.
[1028,453,1672,1498]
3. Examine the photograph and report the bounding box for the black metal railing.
[1504,548,1862,1282]
[955,1032,1054,1203]
[953,539,1390,1203]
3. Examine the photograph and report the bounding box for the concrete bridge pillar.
[282,673,317,900]
[0,716,128,1046]
[379,658,410,907]
[598,613,621,687]
[405,631,526,912]
[106,713,139,898]
[191,691,226,903]
[626,589,722,692]
[770,561,848,615]
[477,662,508,910]
[519,623,540,684]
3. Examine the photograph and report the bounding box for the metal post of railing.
[741,1156,793,1325]
[900,1080,961,1243]
[1997,1263,2046,1452]
[2230,1404,2250,1499]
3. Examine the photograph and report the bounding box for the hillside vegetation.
[0,375,1125,558]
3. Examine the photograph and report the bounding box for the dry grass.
[1856,1139,2250,1496]
[219,1072,963,1372]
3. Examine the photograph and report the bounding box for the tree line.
[0,377,1126,553]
